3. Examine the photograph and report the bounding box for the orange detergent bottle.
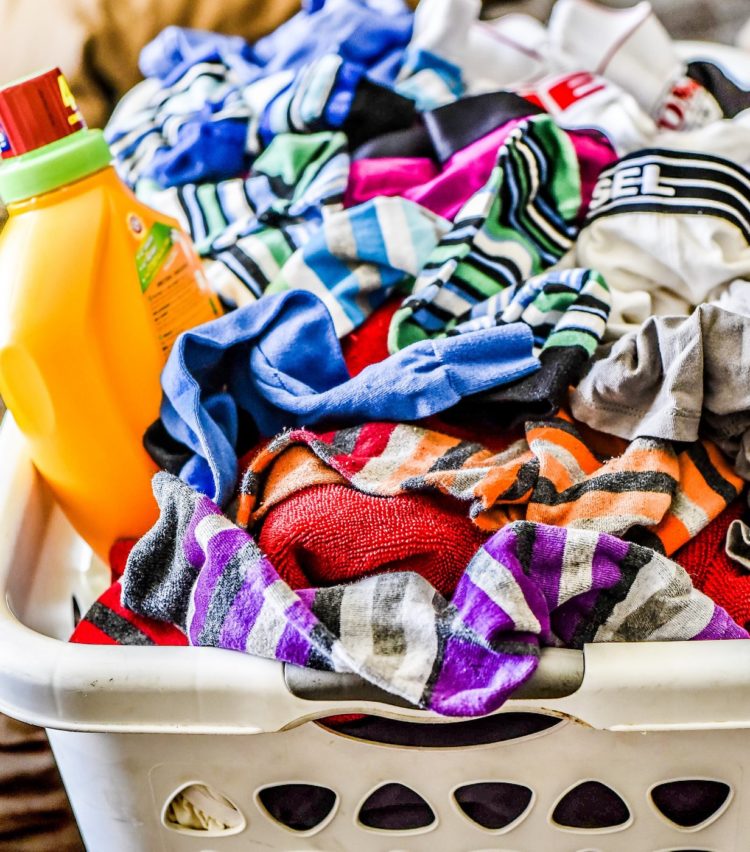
[0,69,222,559]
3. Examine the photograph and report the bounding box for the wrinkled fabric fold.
[388,116,601,350]
[159,289,539,505]
[118,473,746,717]
[570,304,750,481]
[236,416,742,557]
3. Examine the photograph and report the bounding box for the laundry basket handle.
[3,416,750,735]
[282,649,585,707]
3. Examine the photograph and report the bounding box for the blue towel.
[159,290,539,505]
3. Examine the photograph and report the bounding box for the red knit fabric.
[70,581,188,646]
[674,500,750,630]
[257,483,490,597]
[341,295,401,376]
[109,538,136,581]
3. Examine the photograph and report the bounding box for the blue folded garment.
[139,0,413,90]
[159,290,540,505]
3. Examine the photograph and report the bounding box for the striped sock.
[265,197,451,337]
[449,267,610,424]
[106,60,251,187]
[135,132,350,304]
[107,50,416,188]
[389,116,584,351]
[71,581,188,647]
[113,473,745,717]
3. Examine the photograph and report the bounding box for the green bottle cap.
[0,128,112,204]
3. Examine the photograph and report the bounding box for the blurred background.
[0,0,747,132]
[0,0,748,848]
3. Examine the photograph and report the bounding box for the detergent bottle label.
[0,124,10,155]
[134,221,221,358]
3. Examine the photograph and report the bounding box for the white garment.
[517,70,656,155]
[655,109,750,169]
[548,0,722,129]
[577,148,750,337]
[405,0,550,92]
[709,279,750,319]
[165,784,244,832]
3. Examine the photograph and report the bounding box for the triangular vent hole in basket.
[256,783,338,832]
[551,780,631,830]
[162,782,245,835]
[358,783,436,831]
[454,782,534,830]
[650,779,732,829]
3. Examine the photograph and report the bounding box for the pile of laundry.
[73,0,750,716]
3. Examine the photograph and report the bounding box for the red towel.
[258,483,490,597]
[674,500,750,629]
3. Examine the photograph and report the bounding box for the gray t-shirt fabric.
[726,518,750,571]
[570,303,750,480]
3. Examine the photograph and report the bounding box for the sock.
[237,414,742,554]
[117,474,747,717]
[70,581,188,647]
[136,132,349,305]
[450,268,610,426]
[389,116,587,351]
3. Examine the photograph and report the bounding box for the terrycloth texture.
[674,501,750,630]
[576,147,750,333]
[136,132,349,304]
[257,484,489,596]
[119,473,747,717]
[570,305,750,481]
[159,289,539,506]
[106,2,414,187]
[236,418,742,556]
[388,116,597,351]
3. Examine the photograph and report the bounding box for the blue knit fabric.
[159,289,539,505]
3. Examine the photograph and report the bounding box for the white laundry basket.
[1,414,750,852]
